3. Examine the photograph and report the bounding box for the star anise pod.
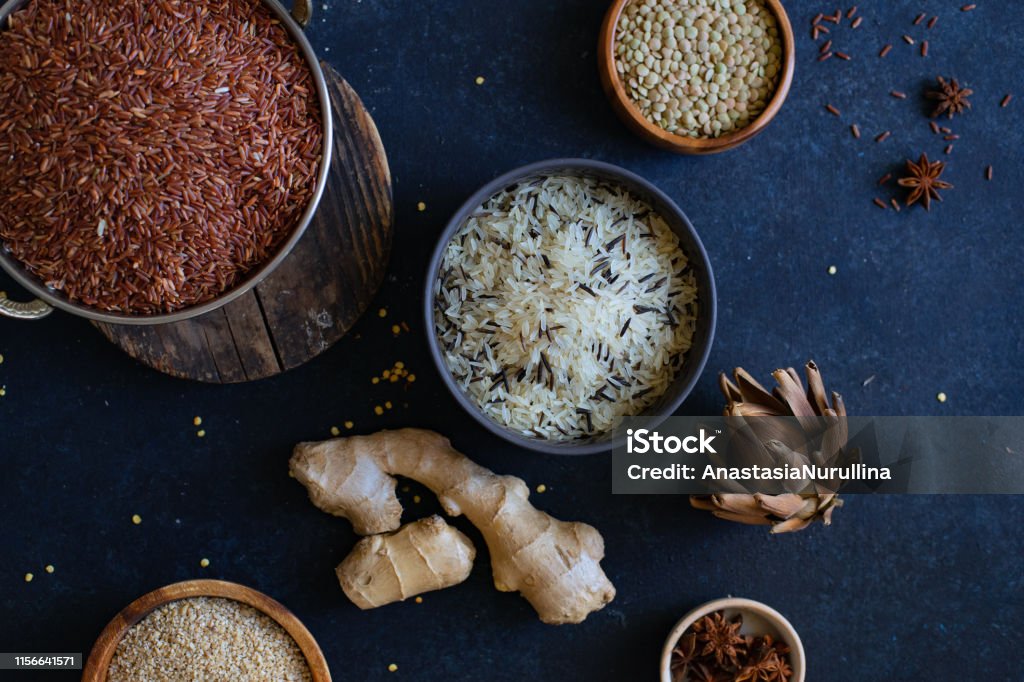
[897,153,952,210]
[688,662,728,682]
[670,633,699,682]
[693,612,746,669]
[927,76,973,118]
[774,654,794,682]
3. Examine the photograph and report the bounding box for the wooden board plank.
[94,65,393,383]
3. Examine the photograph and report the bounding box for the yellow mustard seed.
[389,375,399,383]
[378,308,388,318]
[330,426,341,436]
[197,429,206,438]
[344,421,354,430]
[372,377,380,385]
[382,369,391,379]
[536,484,547,493]
[413,495,421,504]
[415,596,423,604]
[385,401,393,410]
[24,573,33,582]
[388,663,398,673]
[828,265,838,276]
[0,353,4,364]
[0,387,6,397]
[417,201,426,212]
[200,558,210,568]
[395,361,405,369]
[407,374,416,383]
[475,76,485,85]
[391,324,401,335]
[193,416,202,426]
[374,406,384,416]
[132,514,142,525]
[937,392,948,403]
[45,565,54,574]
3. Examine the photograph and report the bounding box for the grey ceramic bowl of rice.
[424,159,716,455]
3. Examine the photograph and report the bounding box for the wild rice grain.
[434,176,698,441]
[0,0,323,314]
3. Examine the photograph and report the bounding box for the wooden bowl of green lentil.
[598,0,795,154]
[82,579,331,682]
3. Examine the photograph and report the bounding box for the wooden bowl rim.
[658,597,806,681]
[598,0,796,154]
[81,579,332,682]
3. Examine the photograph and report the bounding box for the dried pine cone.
[690,361,847,534]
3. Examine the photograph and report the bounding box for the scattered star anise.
[927,76,973,118]
[898,153,953,210]
[670,633,699,682]
[693,612,746,669]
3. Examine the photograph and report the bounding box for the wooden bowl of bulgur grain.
[82,580,331,682]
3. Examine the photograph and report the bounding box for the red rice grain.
[0,0,323,313]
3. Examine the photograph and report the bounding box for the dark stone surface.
[1,1,1022,679]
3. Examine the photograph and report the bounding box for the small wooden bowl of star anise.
[660,598,805,682]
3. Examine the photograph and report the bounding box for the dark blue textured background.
[1,1,1022,679]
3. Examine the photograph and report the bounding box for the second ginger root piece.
[290,428,616,625]
[339,515,475,609]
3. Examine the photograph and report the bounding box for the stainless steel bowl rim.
[423,158,718,456]
[0,0,333,325]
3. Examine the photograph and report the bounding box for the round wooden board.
[94,64,393,383]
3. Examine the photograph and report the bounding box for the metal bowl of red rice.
[0,0,332,323]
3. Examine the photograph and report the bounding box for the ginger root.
[290,428,616,624]
[338,515,475,609]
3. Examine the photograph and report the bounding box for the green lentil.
[614,0,783,138]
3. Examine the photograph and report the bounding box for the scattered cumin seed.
[914,13,925,25]
[927,16,938,29]
[875,131,891,143]
[818,52,833,61]
[873,197,887,209]
[851,16,863,28]
[986,165,993,181]
[835,52,851,61]
[961,4,976,11]
[921,40,929,57]
[850,124,861,138]
[825,103,841,116]
[878,173,893,185]
[1001,94,1013,107]
[880,44,893,57]
[891,90,907,99]
[902,34,915,44]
